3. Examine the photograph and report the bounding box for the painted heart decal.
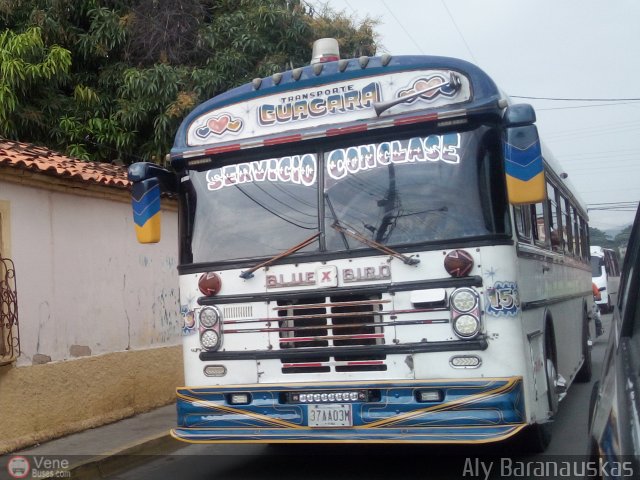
[195,113,244,139]
[413,76,447,99]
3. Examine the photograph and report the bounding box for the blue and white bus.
[129,39,593,451]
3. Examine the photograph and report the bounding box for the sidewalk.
[5,404,186,479]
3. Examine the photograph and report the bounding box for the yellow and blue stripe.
[503,129,545,204]
[131,178,161,244]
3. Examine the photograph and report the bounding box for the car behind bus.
[590,246,621,313]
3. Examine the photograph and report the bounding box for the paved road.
[107,315,611,480]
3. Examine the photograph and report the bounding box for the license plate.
[307,404,353,427]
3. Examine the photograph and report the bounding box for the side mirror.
[503,103,536,127]
[128,162,177,244]
[131,177,161,243]
[502,105,545,204]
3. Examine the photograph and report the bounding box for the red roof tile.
[0,139,130,189]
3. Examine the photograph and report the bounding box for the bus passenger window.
[547,183,562,251]
[513,205,532,241]
[533,202,547,246]
[580,218,589,260]
[570,207,581,257]
[561,196,572,254]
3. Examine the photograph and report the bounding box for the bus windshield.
[182,125,509,264]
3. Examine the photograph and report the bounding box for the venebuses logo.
[6,456,30,479]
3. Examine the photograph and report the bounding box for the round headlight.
[201,329,220,350]
[451,289,477,313]
[453,314,480,338]
[199,307,220,328]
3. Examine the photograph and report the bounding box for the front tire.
[576,311,592,382]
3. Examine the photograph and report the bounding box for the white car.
[590,245,621,313]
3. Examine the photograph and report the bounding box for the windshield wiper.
[373,71,462,117]
[331,221,420,266]
[239,232,320,279]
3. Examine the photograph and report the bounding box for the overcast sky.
[310,0,640,232]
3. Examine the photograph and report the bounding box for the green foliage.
[589,225,633,256]
[0,0,378,165]
[0,27,71,136]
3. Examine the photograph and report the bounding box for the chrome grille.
[276,295,387,374]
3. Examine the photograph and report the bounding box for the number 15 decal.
[486,281,520,316]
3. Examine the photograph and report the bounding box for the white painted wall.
[0,179,180,366]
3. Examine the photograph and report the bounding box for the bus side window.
[571,207,581,258]
[533,202,548,246]
[562,197,574,255]
[513,205,532,241]
[580,217,589,261]
[547,183,561,250]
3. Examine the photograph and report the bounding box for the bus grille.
[276,295,387,374]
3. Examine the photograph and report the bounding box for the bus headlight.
[451,289,477,312]
[453,314,480,338]
[201,329,221,350]
[199,306,221,328]
[450,288,481,339]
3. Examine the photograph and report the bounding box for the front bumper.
[172,377,526,444]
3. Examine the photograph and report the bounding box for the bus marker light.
[450,355,481,368]
[203,365,227,377]
[198,272,222,296]
[416,389,443,402]
[444,250,474,277]
[310,38,340,65]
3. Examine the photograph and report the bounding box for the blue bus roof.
[171,54,503,162]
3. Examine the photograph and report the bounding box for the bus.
[128,39,594,451]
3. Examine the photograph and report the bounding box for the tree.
[588,227,613,249]
[0,0,378,164]
[0,27,71,139]
[613,225,633,250]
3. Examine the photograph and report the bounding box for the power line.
[380,0,425,54]
[589,201,639,206]
[537,101,640,111]
[512,95,640,102]
[440,0,477,64]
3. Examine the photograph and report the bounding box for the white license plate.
[307,404,353,427]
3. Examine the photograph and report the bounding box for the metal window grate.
[0,256,19,365]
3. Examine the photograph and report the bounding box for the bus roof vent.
[310,38,340,65]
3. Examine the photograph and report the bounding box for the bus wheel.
[575,311,592,382]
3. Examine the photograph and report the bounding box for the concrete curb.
[59,432,186,479]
